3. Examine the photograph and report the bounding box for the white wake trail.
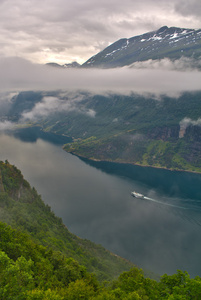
[143,196,188,209]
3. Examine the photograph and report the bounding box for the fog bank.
[0,57,201,96]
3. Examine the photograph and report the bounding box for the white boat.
[131,191,145,199]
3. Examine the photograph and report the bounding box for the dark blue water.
[6,127,72,144]
[0,128,201,277]
[81,157,201,201]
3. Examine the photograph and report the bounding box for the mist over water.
[0,128,201,277]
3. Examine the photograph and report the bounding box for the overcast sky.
[0,0,201,65]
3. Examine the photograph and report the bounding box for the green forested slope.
[0,160,133,282]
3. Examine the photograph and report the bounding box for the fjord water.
[1,128,201,277]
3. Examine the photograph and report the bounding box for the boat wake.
[143,196,189,210]
[132,191,201,227]
[131,190,201,211]
[131,191,201,211]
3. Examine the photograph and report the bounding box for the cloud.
[174,0,201,18]
[22,94,96,121]
[179,117,201,137]
[180,117,201,128]
[1,57,201,97]
[0,0,200,64]
[129,57,201,71]
[0,121,15,131]
[0,91,18,115]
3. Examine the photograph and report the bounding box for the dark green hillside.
[0,161,133,282]
[61,92,201,173]
[8,91,43,121]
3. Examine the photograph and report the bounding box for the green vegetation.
[1,161,201,298]
[60,92,201,173]
[0,222,99,299]
[0,161,133,282]
[1,223,201,299]
[64,131,201,173]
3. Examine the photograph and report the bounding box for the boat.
[131,191,145,199]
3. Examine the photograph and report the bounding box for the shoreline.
[14,126,200,175]
[63,148,201,175]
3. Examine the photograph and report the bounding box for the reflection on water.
[0,129,201,277]
[6,127,72,144]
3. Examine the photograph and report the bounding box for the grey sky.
[0,0,201,64]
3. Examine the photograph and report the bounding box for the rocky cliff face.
[181,125,201,164]
[0,161,34,202]
[185,125,201,142]
[0,170,4,193]
[146,126,179,141]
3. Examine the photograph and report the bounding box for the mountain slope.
[6,91,201,173]
[82,26,201,68]
[0,160,133,281]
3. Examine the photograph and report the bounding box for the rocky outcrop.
[146,126,179,141]
[184,125,201,142]
[0,170,4,192]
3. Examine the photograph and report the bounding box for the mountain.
[63,61,80,68]
[46,62,65,68]
[82,26,201,68]
[7,91,201,174]
[46,61,80,68]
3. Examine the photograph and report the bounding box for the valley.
[0,23,201,298]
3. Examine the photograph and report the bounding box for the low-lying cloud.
[180,117,201,129]
[0,57,201,97]
[0,91,18,115]
[22,95,96,121]
[179,117,201,137]
[0,121,15,131]
[129,57,201,71]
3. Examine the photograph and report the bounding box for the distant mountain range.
[46,61,80,68]
[82,26,201,68]
[46,26,201,69]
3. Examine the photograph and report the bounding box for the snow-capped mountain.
[82,26,201,68]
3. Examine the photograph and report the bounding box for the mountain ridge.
[82,26,201,68]
[46,61,80,68]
